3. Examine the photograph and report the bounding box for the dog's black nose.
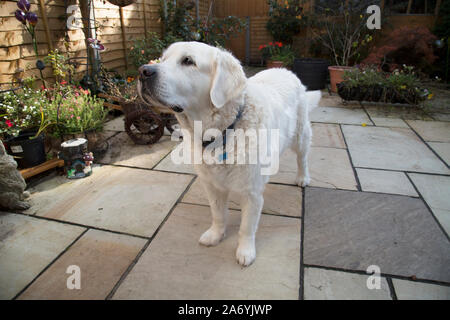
[139,65,157,79]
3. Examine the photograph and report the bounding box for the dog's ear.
[210,49,246,109]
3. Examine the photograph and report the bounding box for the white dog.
[138,42,320,266]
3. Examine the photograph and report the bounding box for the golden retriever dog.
[138,42,321,266]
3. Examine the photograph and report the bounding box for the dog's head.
[137,41,246,113]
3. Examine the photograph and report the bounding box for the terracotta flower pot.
[267,60,284,69]
[328,66,355,93]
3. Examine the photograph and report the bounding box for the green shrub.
[129,32,181,70]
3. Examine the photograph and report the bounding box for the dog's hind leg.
[236,191,263,266]
[199,180,230,247]
[295,122,312,187]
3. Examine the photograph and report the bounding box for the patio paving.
[25,166,193,237]
[304,267,391,300]
[356,168,418,197]
[18,229,146,300]
[342,125,449,174]
[304,187,450,283]
[181,179,302,217]
[112,203,301,300]
[270,147,358,190]
[0,213,85,299]
[408,173,450,236]
[99,133,177,169]
[392,279,450,300]
[310,106,372,125]
[406,120,450,143]
[2,92,449,300]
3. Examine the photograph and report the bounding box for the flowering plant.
[266,0,305,44]
[45,84,107,135]
[0,87,47,137]
[14,0,46,83]
[259,42,295,66]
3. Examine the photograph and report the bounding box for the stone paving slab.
[310,107,372,125]
[312,123,346,149]
[270,148,357,190]
[154,145,197,175]
[342,126,449,174]
[112,203,301,299]
[27,166,193,238]
[408,173,450,236]
[365,105,433,121]
[428,142,450,166]
[99,133,177,169]
[406,120,450,142]
[181,179,302,217]
[318,94,344,108]
[371,117,408,128]
[304,267,391,300]
[18,229,146,300]
[0,213,85,300]
[103,116,125,132]
[356,168,418,197]
[304,187,450,283]
[392,279,450,300]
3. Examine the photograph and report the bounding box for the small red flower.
[5,119,13,128]
[61,80,67,85]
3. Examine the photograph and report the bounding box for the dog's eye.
[181,56,195,66]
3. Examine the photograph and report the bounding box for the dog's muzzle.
[138,64,184,114]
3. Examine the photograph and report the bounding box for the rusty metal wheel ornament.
[125,110,164,145]
[160,113,179,134]
[106,0,136,7]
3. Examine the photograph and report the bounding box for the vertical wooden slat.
[38,0,54,51]
[142,0,148,36]
[119,7,128,71]
[407,0,413,14]
[435,0,442,15]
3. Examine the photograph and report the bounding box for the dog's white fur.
[138,42,321,266]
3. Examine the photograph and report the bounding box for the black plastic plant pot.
[7,132,46,168]
[293,58,329,91]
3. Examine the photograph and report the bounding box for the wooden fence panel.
[0,0,162,87]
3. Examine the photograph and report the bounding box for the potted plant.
[259,42,295,68]
[309,1,376,92]
[0,85,49,168]
[45,83,107,151]
[337,66,431,105]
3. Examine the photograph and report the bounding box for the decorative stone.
[0,142,29,210]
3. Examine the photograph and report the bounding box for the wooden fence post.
[142,0,147,36]
[119,7,128,71]
[38,0,54,52]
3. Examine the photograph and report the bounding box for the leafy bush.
[160,0,245,47]
[309,0,376,66]
[198,15,246,47]
[129,32,181,70]
[362,26,438,72]
[266,0,304,44]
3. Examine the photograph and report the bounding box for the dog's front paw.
[199,227,225,247]
[236,241,256,267]
[296,175,311,187]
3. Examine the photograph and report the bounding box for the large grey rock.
[0,142,29,210]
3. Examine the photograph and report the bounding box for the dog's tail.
[305,90,321,112]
